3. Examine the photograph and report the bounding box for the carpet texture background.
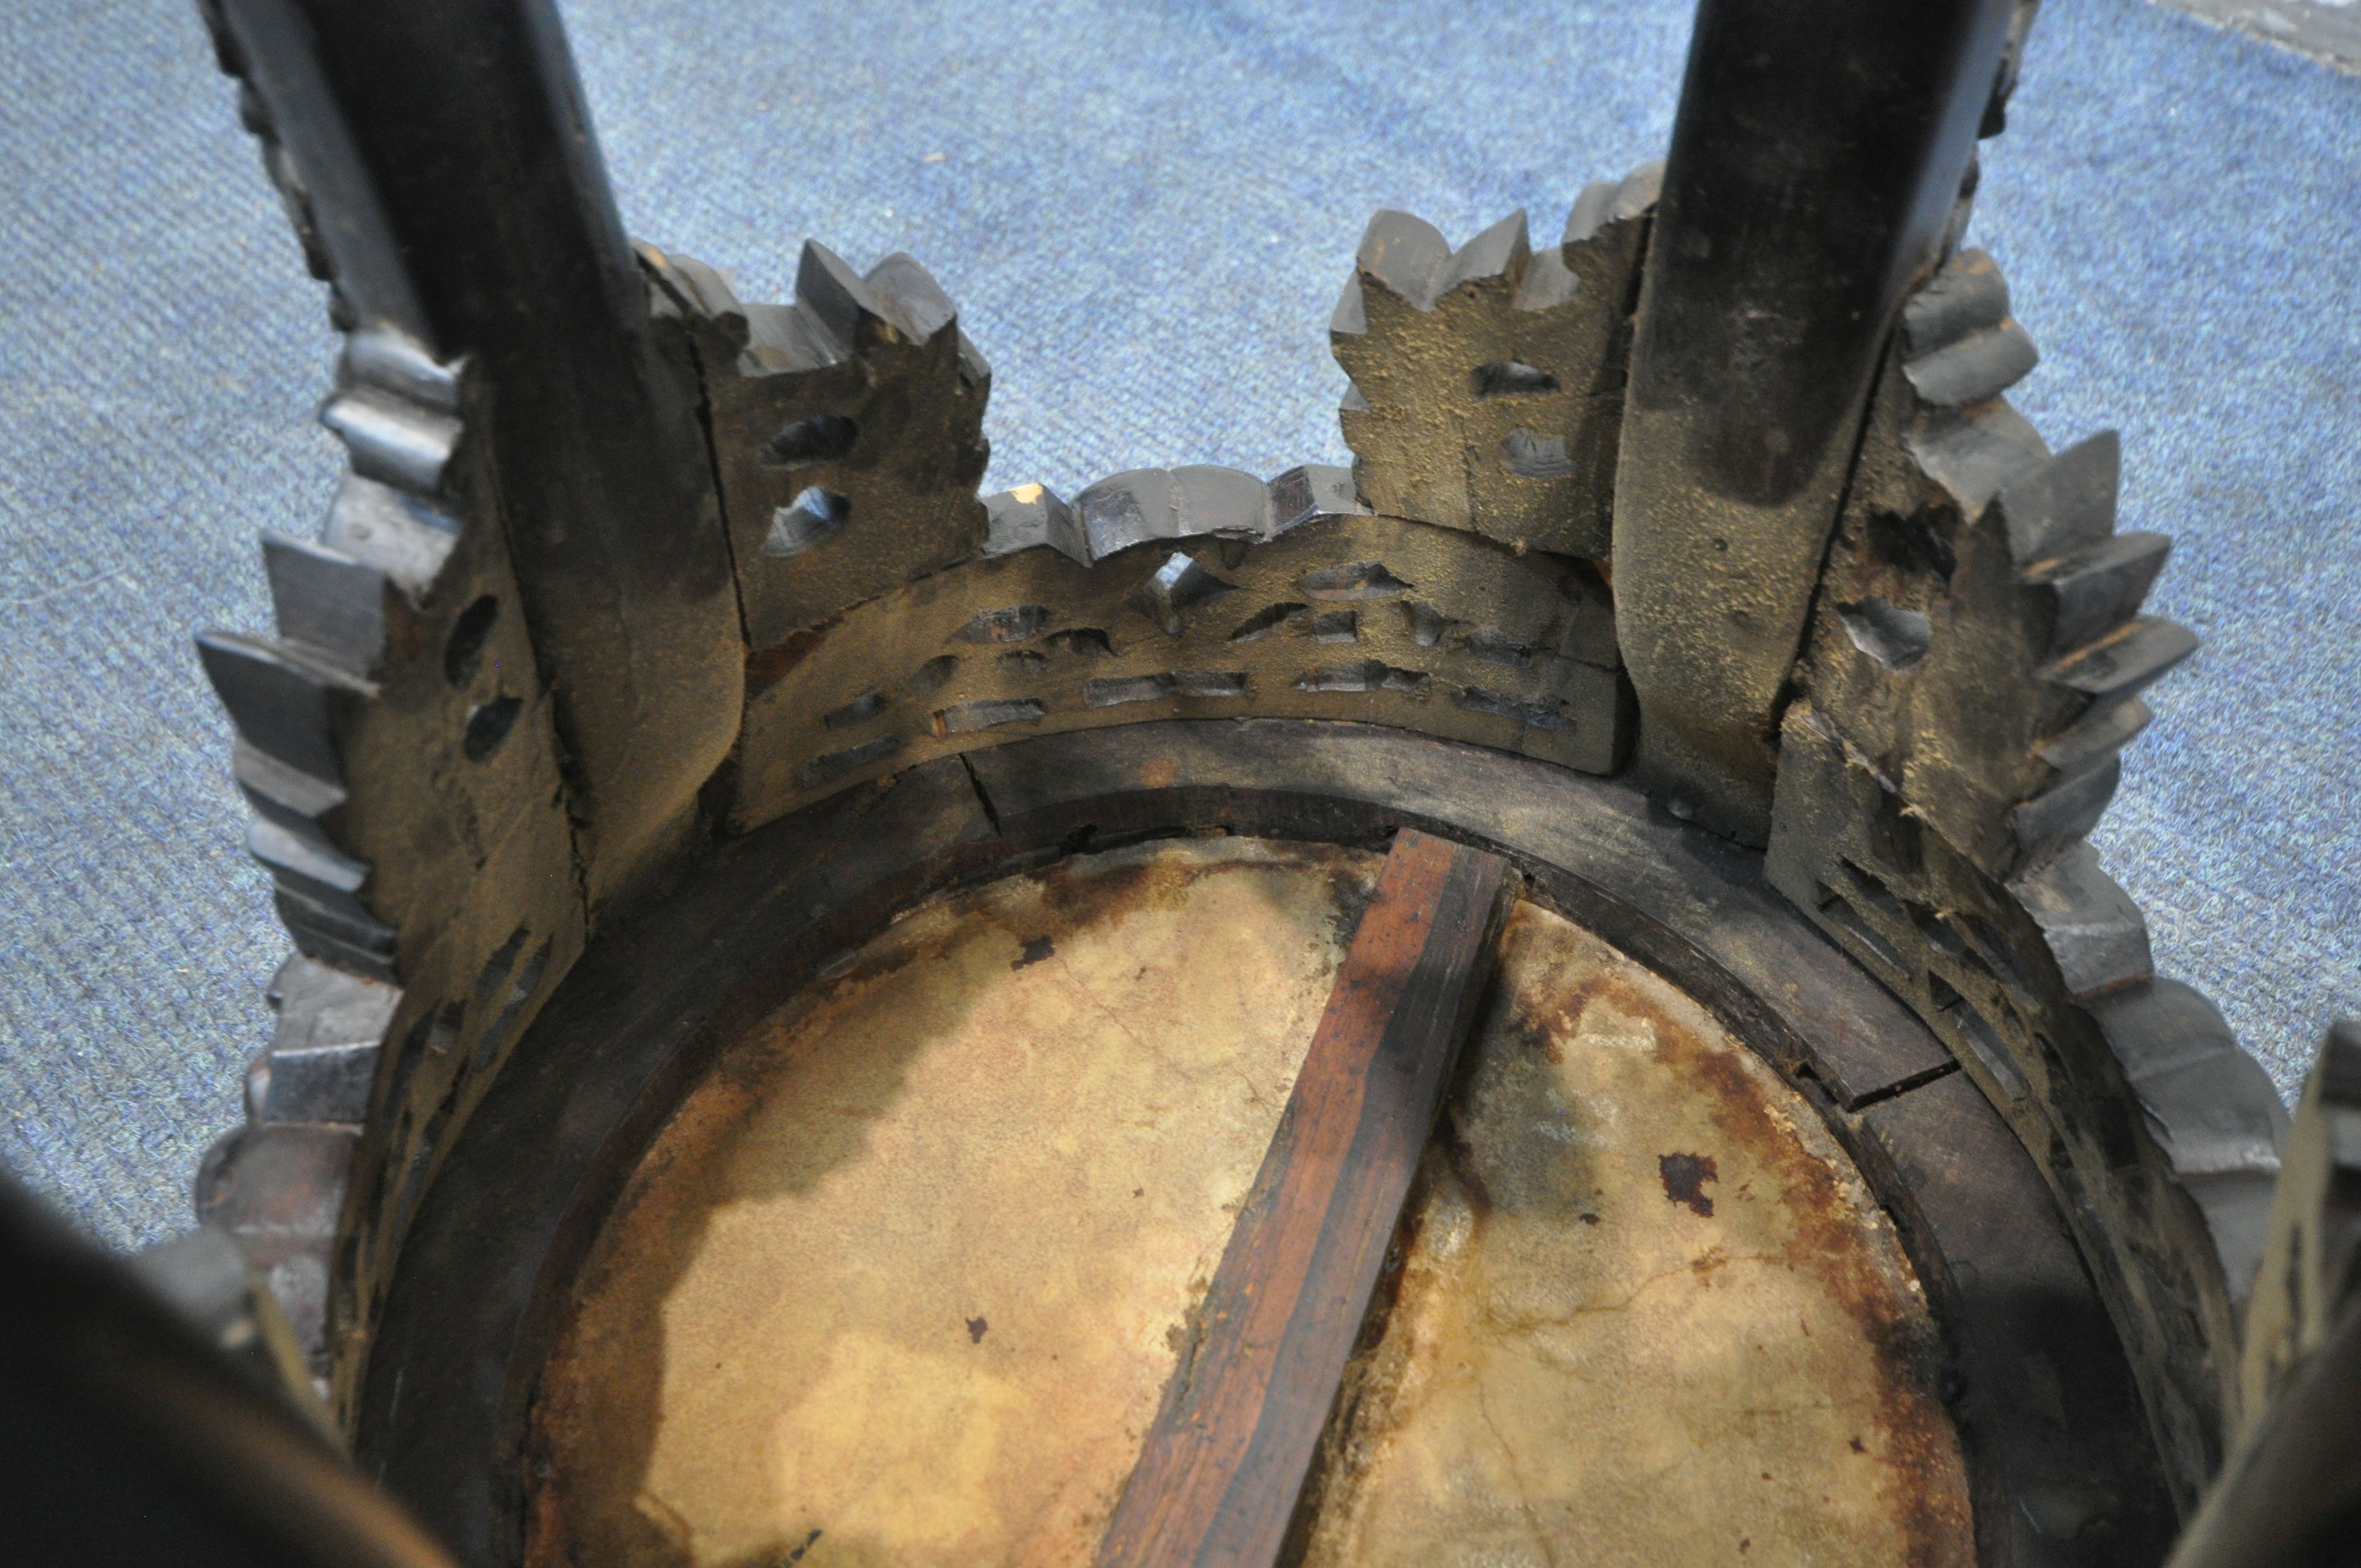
[2,0,2354,1248]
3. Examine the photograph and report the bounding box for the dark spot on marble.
[1659,1152,1718,1217]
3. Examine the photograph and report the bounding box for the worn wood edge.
[1853,1071,2180,1566]
[356,760,1000,1562]
[962,717,1952,1108]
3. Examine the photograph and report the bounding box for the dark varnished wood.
[1093,830,1513,1568]
[1854,1070,2178,1566]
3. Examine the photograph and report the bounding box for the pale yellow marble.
[526,840,1970,1568]
[527,837,1375,1568]
[1297,901,1972,1568]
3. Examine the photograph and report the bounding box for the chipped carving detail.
[191,12,590,1414]
[640,241,992,647]
[1789,248,2193,884]
[1330,161,1662,559]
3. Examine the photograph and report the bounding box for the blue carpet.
[2,0,2354,1248]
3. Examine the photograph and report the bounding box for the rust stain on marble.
[524,843,1970,1568]
[1296,901,1973,1568]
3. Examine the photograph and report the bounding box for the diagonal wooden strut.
[1094,828,1514,1568]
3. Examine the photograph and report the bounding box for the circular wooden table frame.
[357,719,2175,1568]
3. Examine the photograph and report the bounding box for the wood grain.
[1093,827,1513,1568]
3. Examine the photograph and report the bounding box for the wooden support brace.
[1094,827,1514,1568]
